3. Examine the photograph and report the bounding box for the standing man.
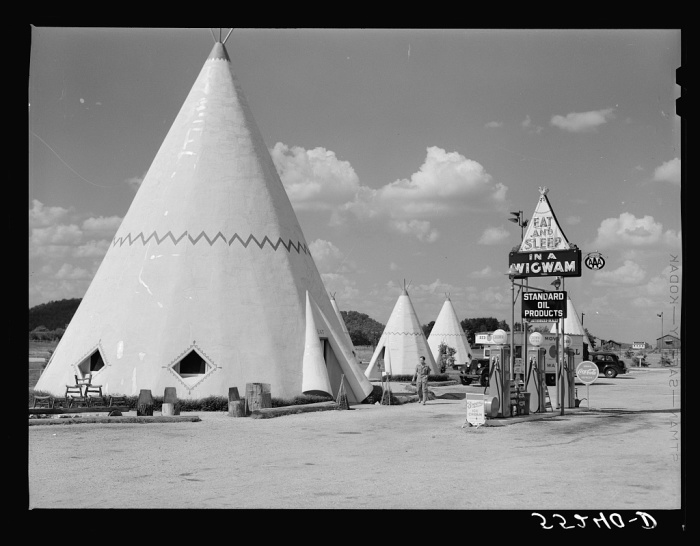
[412,356,431,405]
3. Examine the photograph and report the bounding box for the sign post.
[575,360,598,410]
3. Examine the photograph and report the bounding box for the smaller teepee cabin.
[427,295,473,369]
[364,286,438,379]
[549,295,592,354]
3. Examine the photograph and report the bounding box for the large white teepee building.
[364,288,439,379]
[427,295,473,368]
[35,37,373,404]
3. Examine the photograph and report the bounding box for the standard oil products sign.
[522,291,567,322]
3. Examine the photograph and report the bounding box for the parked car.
[459,358,490,387]
[589,351,628,378]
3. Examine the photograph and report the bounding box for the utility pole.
[508,211,529,383]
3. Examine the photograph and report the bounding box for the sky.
[28,27,683,346]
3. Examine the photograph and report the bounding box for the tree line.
[29,298,81,340]
[29,298,599,349]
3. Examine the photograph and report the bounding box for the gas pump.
[526,347,547,413]
[562,348,576,408]
[486,344,511,417]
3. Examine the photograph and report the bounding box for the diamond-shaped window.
[172,349,213,383]
[77,349,105,376]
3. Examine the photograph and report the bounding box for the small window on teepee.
[173,350,208,378]
[77,349,105,376]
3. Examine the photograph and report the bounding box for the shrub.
[270,394,334,407]
[363,385,383,404]
[660,355,675,367]
[437,342,456,373]
[380,390,403,405]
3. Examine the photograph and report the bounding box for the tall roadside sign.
[508,187,582,417]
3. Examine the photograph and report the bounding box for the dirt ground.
[28,366,684,522]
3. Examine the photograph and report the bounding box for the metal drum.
[484,395,499,418]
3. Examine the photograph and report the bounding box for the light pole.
[657,312,663,353]
[509,211,529,384]
[551,276,563,415]
[581,313,585,326]
[509,211,529,242]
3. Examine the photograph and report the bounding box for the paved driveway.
[28,368,682,520]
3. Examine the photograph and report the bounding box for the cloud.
[31,224,83,247]
[463,285,509,310]
[592,259,646,286]
[522,115,544,134]
[82,216,123,238]
[308,239,357,274]
[277,144,506,243]
[374,146,506,216]
[389,262,400,271]
[565,216,582,225]
[470,266,495,278]
[74,239,111,258]
[478,226,510,245]
[125,175,145,192]
[550,108,615,132]
[29,200,71,228]
[401,279,464,310]
[319,273,360,302]
[271,143,361,211]
[346,146,506,227]
[485,121,503,128]
[652,157,681,184]
[591,213,679,249]
[29,200,124,307]
[389,220,439,243]
[55,263,93,281]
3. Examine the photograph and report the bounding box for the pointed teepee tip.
[207,41,230,61]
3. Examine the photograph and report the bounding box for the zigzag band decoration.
[112,231,309,254]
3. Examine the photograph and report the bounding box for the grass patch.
[29,390,336,411]
[380,374,451,382]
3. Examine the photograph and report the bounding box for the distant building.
[600,339,622,351]
[657,334,681,351]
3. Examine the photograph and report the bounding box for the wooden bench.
[32,395,54,409]
[65,385,89,408]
